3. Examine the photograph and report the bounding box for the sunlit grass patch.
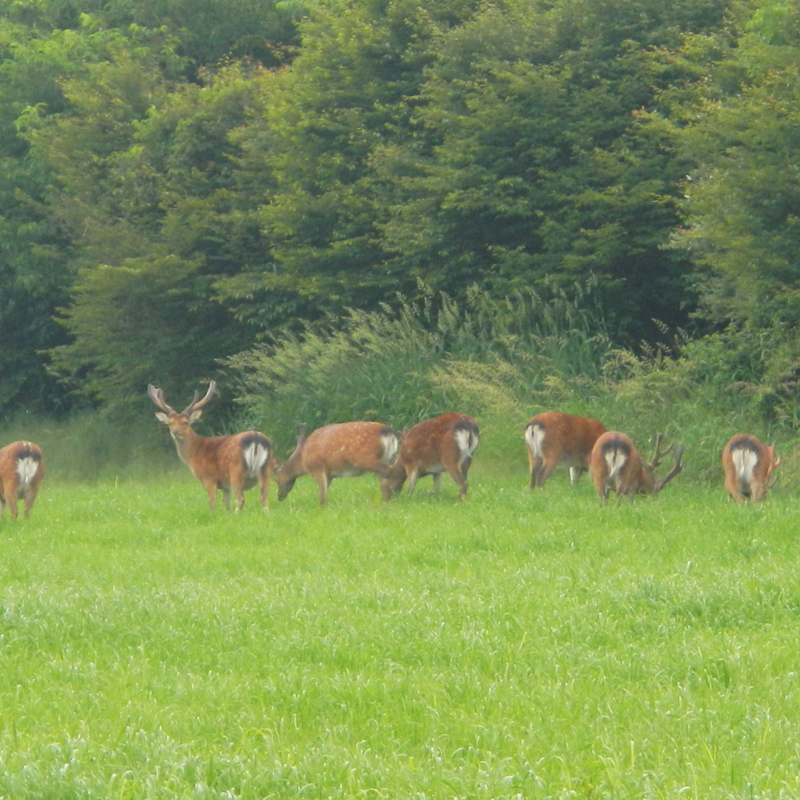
[0,471,799,798]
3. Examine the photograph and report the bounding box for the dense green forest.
[1,0,799,436]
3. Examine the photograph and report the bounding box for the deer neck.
[172,428,206,466]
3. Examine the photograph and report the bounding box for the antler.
[655,442,684,493]
[148,384,176,415]
[767,445,782,490]
[181,381,216,416]
[148,382,216,416]
[649,432,668,470]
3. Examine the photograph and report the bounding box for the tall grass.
[226,284,610,458]
[226,286,798,484]
[0,411,177,483]
[1,473,799,799]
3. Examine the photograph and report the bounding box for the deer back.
[526,412,606,469]
[0,441,45,518]
[722,434,780,502]
[591,431,642,497]
[276,421,401,500]
[397,413,479,471]
[591,431,683,499]
[384,413,479,494]
[0,441,45,489]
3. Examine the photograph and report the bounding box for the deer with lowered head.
[721,434,781,503]
[148,381,273,511]
[275,421,402,505]
[590,431,683,501]
[381,412,480,500]
[0,440,45,519]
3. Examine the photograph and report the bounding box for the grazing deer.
[381,413,480,500]
[148,381,273,511]
[721,434,781,503]
[0,441,45,519]
[275,421,401,505]
[590,431,683,501]
[525,411,607,488]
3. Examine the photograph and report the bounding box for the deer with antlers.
[148,381,273,511]
[525,411,607,488]
[381,413,480,500]
[590,431,684,501]
[275,421,402,505]
[721,434,781,503]
[0,441,45,519]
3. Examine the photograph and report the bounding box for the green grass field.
[1,461,799,799]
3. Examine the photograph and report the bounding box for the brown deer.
[275,421,401,505]
[381,413,480,500]
[721,434,781,503]
[590,431,683,501]
[148,381,273,511]
[525,411,607,488]
[0,441,45,519]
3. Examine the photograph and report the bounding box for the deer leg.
[5,481,19,519]
[22,490,36,519]
[259,466,270,511]
[203,481,218,510]
[406,468,420,495]
[315,471,329,505]
[446,468,468,498]
[528,455,543,489]
[221,486,233,511]
[232,484,246,513]
[724,472,745,503]
[593,471,609,503]
[569,466,583,485]
[535,457,559,487]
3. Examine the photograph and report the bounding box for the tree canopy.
[1,0,798,417]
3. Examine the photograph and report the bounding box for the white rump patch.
[525,424,545,458]
[604,448,628,480]
[15,457,39,489]
[732,448,758,487]
[381,432,400,465]
[242,442,270,477]
[455,428,479,459]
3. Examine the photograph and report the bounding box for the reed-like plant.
[226,283,612,455]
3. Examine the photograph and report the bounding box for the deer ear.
[188,409,204,424]
[154,412,170,425]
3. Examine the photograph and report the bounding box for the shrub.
[226,283,611,456]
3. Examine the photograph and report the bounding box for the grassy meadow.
[1,445,799,799]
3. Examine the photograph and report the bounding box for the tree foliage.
[3,0,798,421]
[666,0,800,330]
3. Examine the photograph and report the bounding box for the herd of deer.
[0,383,782,520]
[143,383,781,511]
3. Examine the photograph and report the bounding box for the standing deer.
[721,434,781,503]
[275,421,401,505]
[0,441,45,519]
[525,411,607,488]
[590,431,683,501]
[148,382,273,511]
[381,413,480,500]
